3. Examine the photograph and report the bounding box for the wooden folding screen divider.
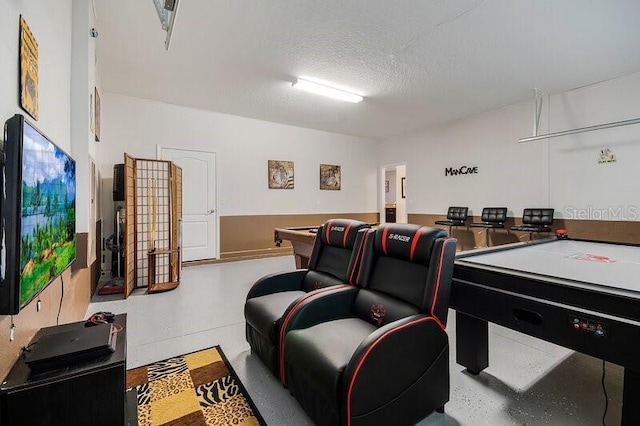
[124,154,136,298]
[123,154,182,296]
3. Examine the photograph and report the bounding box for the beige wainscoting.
[410,214,640,251]
[216,213,379,262]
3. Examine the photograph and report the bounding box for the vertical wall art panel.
[94,88,101,141]
[19,15,38,120]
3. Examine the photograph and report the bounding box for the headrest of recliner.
[373,224,447,266]
[319,219,371,249]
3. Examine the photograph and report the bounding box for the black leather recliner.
[281,224,457,426]
[244,219,370,376]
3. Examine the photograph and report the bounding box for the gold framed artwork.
[94,87,101,141]
[268,160,294,189]
[19,15,39,120]
[320,164,341,190]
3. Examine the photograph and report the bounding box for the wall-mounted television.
[1,114,76,315]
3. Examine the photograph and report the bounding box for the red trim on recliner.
[278,284,351,384]
[349,231,368,285]
[342,222,353,248]
[345,316,441,426]
[325,220,333,245]
[429,238,456,326]
[409,226,429,262]
[355,231,373,285]
[381,225,389,255]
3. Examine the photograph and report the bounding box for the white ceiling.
[94,0,640,140]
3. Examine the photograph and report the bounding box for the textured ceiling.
[95,0,640,140]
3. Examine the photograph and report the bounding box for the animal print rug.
[126,346,265,426]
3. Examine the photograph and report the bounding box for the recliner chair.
[244,219,370,376]
[281,224,457,426]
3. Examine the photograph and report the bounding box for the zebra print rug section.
[126,346,266,426]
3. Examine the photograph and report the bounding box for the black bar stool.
[511,208,554,240]
[435,206,468,236]
[470,207,507,247]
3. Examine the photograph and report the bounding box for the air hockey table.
[451,236,640,425]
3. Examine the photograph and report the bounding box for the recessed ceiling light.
[292,78,363,103]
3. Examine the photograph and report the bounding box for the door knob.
[207,209,215,214]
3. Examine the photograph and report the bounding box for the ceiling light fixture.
[292,78,363,103]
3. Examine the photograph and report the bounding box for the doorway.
[381,164,407,224]
[159,147,218,261]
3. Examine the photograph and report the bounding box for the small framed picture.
[401,177,406,198]
[268,160,294,189]
[320,164,341,190]
[385,180,389,193]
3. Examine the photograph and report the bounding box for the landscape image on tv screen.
[20,121,76,307]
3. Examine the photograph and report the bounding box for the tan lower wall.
[0,261,94,380]
[409,214,640,251]
[219,213,379,260]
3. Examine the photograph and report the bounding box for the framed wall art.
[320,164,341,190]
[268,160,294,189]
[19,15,39,120]
[401,177,406,198]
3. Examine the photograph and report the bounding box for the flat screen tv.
[1,114,76,314]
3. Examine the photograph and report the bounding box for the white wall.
[379,72,640,220]
[548,73,640,221]
[384,169,397,203]
[96,93,379,231]
[71,0,101,238]
[0,1,73,152]
[395,164,407,223]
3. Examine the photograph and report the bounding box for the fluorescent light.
[292,78,363,103]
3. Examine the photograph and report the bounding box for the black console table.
[0,314,136,425]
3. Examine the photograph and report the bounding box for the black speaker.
[112,164,124,202]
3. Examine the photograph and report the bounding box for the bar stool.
[511,208,554,240]
[470,207,507,247]
[435,206,468,236]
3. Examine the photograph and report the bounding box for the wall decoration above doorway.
[268,160,294,189]
[19,15,38,120]
[320,164,341,190]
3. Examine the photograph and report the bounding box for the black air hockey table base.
[451,237,640,425]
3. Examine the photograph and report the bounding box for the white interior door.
[160,147,217,261]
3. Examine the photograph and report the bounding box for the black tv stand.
[0,314,136,425]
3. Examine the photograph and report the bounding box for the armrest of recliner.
[281,285,358,333]
[278,285,358,383]
[246,270,308,300]
[342,314,449,421]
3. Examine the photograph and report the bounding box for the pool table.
[274,226,319,268]
[451,236,640,425]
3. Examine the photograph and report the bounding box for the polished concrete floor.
[89,256,622,425]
